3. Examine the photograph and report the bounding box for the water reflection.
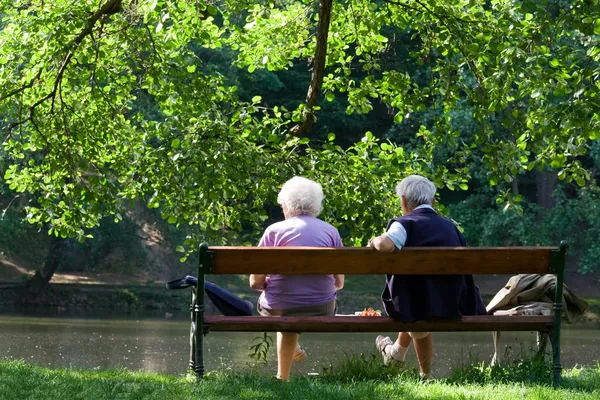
[1,314,598,377]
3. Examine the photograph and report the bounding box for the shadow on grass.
[195,372,462,400]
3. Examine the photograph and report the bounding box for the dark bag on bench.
[166,276,253,317]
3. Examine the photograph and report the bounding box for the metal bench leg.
[550,241,568,386]
[550,329,561,386]
[194,301,205,379]
[189,288,197,373]
[193,242,210,381]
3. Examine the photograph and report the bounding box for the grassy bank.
[1,360,599,400]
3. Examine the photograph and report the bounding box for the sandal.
[293,346,307,362]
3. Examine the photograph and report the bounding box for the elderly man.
[368,175,486,378]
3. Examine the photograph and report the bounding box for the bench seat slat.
[204,315,554,333]
[209,247,555,275]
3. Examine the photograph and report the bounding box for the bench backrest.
[202,245,566,275]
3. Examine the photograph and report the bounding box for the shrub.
[449,183,600,273]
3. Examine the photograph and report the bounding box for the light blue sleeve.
[383,222,407,250]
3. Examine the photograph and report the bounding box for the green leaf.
[207,5,218,15]
[466,43,479,53]
[327,133,336,142]
[187,64,196,73]
[171,138,181,149]
[459,184,468,191]
[168,216,177,224]
[325,92,335,102]
[595,19,600,35]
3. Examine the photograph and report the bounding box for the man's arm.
[367,235,396,252]
[367,221,407,252]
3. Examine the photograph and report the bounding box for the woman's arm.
[334,274,344,290]
[249,274,267,291]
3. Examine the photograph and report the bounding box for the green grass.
[1,359,599,400]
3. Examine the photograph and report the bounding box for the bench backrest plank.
[207,246,556,275]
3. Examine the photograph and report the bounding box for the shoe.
[375,336,396,365]
[375,335,406,365]
[293,346,307,362]
[376,335,393,353]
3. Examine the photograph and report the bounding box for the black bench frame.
[187,241,568,385]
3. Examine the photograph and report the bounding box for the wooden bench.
[187,241,568,384]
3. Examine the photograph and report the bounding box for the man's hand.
[367,235,396,252]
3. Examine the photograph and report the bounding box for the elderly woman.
[368,175,486,379]
[249,176,344,381]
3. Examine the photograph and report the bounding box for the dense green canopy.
[1,0,599,253]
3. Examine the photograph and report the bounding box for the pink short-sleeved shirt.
[258,215,343,310]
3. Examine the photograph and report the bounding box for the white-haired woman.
[249,176,344,381]
[368,175,486,379]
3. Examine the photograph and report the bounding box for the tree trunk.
[536,170,557,209]
[290,0,333,137]
[24,235,65,301]
[512,176,519,195]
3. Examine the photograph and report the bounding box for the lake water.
[1,312,598,377]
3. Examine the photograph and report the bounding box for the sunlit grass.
[1,359,599,400]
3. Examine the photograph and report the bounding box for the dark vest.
[382,207,487,322]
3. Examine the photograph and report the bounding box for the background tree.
[1,0,599,292]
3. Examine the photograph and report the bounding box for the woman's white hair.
[277,176,324,217]
[395,175,436,209]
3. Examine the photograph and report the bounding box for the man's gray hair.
[395,175,436,209]
[277,176,324,217]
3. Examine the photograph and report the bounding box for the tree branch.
[382,0,423,13]
[411,0,486,99]
[144,22,164,62]
[4,0,123,124]
[290,0,333,137]
[0,69,43,102]
[384,0,483,23]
